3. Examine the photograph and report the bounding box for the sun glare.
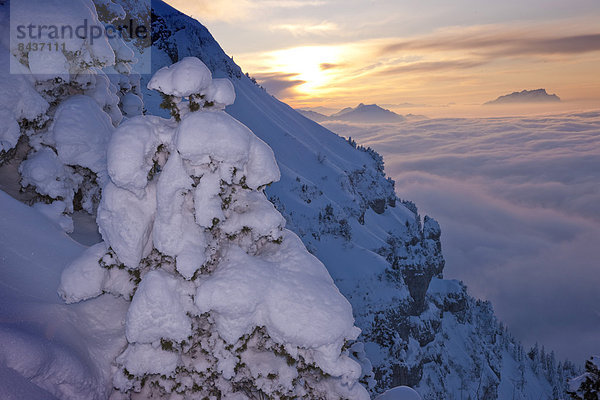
[268,45,341,93]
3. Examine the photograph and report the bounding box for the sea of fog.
[323,111,600,365]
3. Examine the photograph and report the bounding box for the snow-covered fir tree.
[569,356,600,400]
[0,0,142,232]
[59,57,370,399]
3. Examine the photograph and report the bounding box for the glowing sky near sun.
[164,0,600,116]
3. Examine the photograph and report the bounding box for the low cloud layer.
[324,111,600,364]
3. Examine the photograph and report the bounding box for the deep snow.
[0,190,128,400]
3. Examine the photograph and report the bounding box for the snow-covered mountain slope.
[128,1,578,398]
[0,190,128,400]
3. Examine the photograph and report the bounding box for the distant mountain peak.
[298,103,407,123]
[295,109,330,122]
[327,103,405,123]
[485,88,561,105]
[334,106,354,116]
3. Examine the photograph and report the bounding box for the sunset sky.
[164,0,600,116]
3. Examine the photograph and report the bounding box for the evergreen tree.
[569,357,600,400]
[3,0,142,229]
[59,57,369,399]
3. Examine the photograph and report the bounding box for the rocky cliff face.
[117,1,578,397]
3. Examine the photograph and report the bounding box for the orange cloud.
[374,60,486,76]
[234,22,600,114]
[381,31,600,58]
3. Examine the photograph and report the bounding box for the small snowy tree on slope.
[59,57,370,400]
[569,356,600,400]
[1,0,142,231]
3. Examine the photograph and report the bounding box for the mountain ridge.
[485,88,561,105]
[298,103,406,123]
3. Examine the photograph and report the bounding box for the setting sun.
[256,45,343,95]
[272,46,339,91]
